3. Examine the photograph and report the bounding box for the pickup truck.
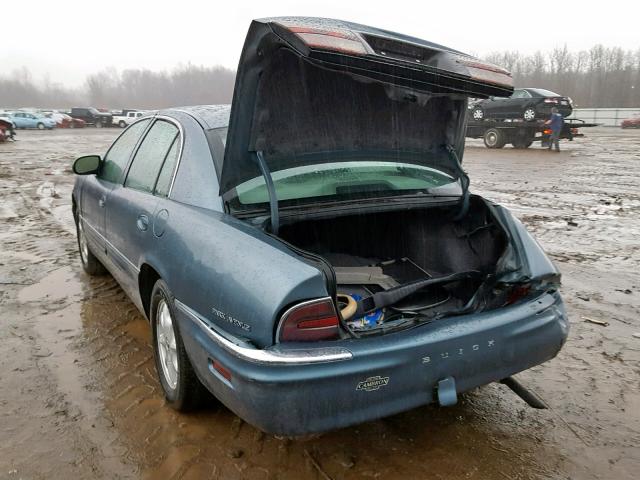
[69,107,112,128]
[112,110,145,128]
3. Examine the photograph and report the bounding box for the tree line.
[0,64,236,110]
[484,45,640,107]
[1,45,639,109]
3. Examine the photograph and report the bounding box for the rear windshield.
[227,159,461,212]
[529,88,560,97]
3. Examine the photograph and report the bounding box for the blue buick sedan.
[71,17,568,435]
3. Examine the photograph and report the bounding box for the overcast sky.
[5,0,639,87]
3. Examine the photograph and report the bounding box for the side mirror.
[73,155,101,175]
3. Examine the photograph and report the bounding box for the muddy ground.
[0,128,638,480]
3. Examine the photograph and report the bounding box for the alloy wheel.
[156,299,178,390]
[78,221,89,264]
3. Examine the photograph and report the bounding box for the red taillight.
[278,298,340,342]
[506,284,531,305]
[544,98,560,104]
[543,129,552,135]
[276,22,368,55]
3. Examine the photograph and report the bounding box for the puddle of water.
[18,266,83,303]
[21,267,135,477]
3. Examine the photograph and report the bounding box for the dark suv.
[70,108,112,128]
[470,88,573,122]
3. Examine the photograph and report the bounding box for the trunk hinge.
[446,145,470,220]
[253,150,279,235]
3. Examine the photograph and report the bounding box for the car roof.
[166,104,231,130]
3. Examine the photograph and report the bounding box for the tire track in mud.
[466,132,640,478]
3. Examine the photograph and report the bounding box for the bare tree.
[3,46,640,109]
[484,45,640,107]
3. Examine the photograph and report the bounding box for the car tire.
[118,121,126,128]
[151,279,208,411]
[37,122,45,130]
[471,107,484,121]
[483,128,506,149]
[70,122,75,129]
[76,219,107,275]
[523,108,536,121]
[95,121,102,128]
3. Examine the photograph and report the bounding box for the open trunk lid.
[219,17,513,196]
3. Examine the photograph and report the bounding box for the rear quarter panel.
[145,202,328,347]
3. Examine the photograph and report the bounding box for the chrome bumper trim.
[174,299,353,365]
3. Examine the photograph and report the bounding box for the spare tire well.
[139,264,161,320]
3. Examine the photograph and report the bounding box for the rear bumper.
[175,292,568,436]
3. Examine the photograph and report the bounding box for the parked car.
[112,110,146,128]
[71,17,567,436]
[0,118,16,141]
[45,112,87,128]
[621,114,640,129]
[470,88,573,122]
[0,112,14,128]
[7,111,57,129]
[70,107,112,127]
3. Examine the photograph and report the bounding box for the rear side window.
[154,137,180,197]
[511,89,531,99]
[100,119,150,183]
[125,120,179,193]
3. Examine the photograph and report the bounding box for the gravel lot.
[1,128,638,479]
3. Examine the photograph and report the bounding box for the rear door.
[501,89,532,117]
[26,114,38,127]
[484,97,508,118]
[80,118,151,258]
[105,118,181,302]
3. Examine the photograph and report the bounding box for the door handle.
[98,196,106,208]
[137,214,149,231]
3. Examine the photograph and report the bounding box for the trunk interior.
[277,197,509,334]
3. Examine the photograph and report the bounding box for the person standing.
[545,107,563,152]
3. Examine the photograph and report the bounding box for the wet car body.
[72,17,569,436]
[471,88,573,121]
